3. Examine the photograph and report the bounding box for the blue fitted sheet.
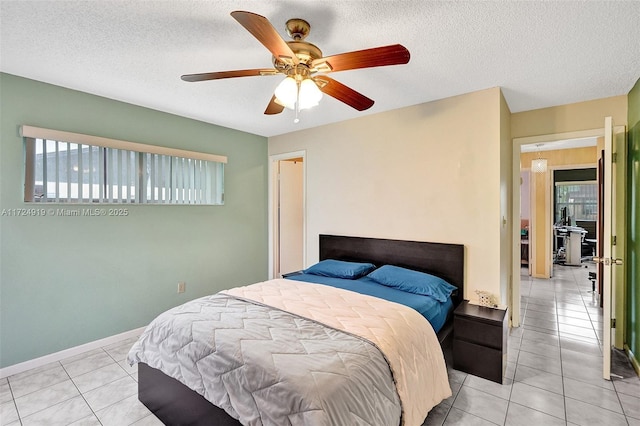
[285,274,453,333]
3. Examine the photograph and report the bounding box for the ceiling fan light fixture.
[274,76,322,111]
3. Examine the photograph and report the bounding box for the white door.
[598,116,625,380]
[278,160,304,276]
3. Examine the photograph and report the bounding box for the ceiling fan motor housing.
[273,41,323,70]
[273,18,323,73]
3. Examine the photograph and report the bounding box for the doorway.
[511,123,627,380]
[269,151,306,279]
[512,129,606,327]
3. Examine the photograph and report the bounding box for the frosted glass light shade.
[298,79,322,110]
[531,158,547,173]
[274,77,323,110]
[274,77,297,109]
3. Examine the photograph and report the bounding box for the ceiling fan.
[181,11,410,121]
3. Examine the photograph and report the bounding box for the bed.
[128,234,465,426]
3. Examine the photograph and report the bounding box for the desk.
[554,226,588,266]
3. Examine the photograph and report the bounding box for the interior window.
[555,182,597,225]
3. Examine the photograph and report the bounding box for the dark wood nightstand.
[453,300,508,383]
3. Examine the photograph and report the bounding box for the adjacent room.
[1,2,639,425]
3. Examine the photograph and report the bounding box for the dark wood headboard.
[319,234,465,307]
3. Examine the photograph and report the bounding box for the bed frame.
[318,234,465,344]
[138,234,465,425]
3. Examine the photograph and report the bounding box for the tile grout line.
[61,357,105,426]
[555,278,569,426]
[439,387,455,426]
[4,378,20,426]
[503,318,522,425]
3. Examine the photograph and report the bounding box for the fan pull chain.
[294,80,301,124]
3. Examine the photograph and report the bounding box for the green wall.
[0,73,269,368]
[628,77,640,368]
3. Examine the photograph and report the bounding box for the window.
[22,126,226,205]
[555,182,597,223]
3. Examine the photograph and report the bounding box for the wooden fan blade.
[181,69,278,82]
[314,76,374,111]
[264,95,285,115]
[312,44,410,73]
[231,11,299,65]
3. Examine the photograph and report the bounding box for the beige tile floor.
[0,336,159,425]
[1,264,638,425]
[424,263,640,426]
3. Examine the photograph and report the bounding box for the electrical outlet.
[177,282,186,293]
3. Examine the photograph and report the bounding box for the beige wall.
[512,95,627,138]
[269,87,507,301]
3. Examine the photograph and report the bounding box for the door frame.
[511,127,623,327]
[268,150,307,279]
[600,118,628,380]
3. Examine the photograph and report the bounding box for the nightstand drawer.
[454,316,503,349]
[453,339,506,383]
[452,301,508,384]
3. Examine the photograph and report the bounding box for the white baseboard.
[0,326,146,379]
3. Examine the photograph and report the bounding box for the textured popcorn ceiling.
[1,1,639,137]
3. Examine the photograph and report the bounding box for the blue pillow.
[303,259,376,279]
[367,265,456,302]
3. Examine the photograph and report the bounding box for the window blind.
[21,126,226,205]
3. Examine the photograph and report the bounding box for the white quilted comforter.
[225,279,452,426]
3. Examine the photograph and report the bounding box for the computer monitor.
[560,207,568,225]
